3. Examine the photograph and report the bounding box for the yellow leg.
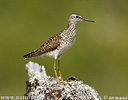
[53,59,59,84]
[58,60,65,85]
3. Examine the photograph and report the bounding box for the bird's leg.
[57,60,65,85]
[53,59,59,84]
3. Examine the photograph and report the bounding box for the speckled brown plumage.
[23,32,62,59]
[23,13,94,60]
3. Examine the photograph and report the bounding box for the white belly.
[58,41,75,56]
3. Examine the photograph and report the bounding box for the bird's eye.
[76,16,79,18]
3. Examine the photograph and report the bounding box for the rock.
[24,61,102,100]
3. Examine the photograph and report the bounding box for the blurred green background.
[0,0,128,98]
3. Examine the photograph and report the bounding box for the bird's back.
[23,32,62,59]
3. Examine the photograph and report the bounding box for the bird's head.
[69,13,94,24]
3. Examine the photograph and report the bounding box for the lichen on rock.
[24,61,102,100]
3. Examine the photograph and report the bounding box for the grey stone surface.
[25,61,102,100]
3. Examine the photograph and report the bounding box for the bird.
[23,13,94,85]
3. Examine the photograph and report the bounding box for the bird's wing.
[23,33,62,59]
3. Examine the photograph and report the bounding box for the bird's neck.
[67,22,77,32]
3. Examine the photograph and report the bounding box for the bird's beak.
[83,18,94,22]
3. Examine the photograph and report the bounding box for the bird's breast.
[57,34,76,56]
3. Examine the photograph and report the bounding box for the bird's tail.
[23,52,34,60]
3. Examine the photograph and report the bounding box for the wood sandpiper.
[23,13,94,85]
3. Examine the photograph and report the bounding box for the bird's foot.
[59,80,67,85]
